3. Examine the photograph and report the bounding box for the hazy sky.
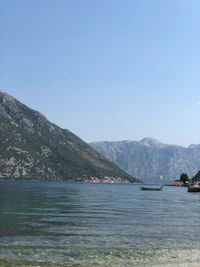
[1,0,200,147]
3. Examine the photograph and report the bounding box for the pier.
[188,170,200,192]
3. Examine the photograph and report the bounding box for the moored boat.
[140,186,162,191]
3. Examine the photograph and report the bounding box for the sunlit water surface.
[0,181,200,267]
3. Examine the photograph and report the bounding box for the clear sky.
[1,0,200,147]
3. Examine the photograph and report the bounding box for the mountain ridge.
[89,138,200,183]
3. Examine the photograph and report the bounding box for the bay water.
[0,181,200,266]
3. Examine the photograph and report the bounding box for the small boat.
[140,186,162,191]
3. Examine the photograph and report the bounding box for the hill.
[0,92,141,183]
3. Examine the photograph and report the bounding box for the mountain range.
[0,92,140,183]
[89,138,200,183]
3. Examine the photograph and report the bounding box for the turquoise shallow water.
[0,181,200,266]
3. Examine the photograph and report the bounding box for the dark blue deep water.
[0,181,200,266]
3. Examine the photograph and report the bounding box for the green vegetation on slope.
[0,92,141,183]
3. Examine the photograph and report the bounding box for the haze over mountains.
[89,138,200,183]
[0,92,140,183]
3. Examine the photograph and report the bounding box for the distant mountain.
[0,92,141,183]
[89,138,200,183]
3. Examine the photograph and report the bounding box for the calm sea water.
[0,181,200,267]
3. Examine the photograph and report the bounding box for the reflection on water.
[0,181,200,266]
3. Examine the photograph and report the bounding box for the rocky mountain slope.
[89,138,200,183]
[0,92,140,183]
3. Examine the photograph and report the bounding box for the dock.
[188,185,200,192]
[188,170,200,192]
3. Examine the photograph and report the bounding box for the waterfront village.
[70,176,136,184]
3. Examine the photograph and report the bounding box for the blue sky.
[1,0,200,147]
